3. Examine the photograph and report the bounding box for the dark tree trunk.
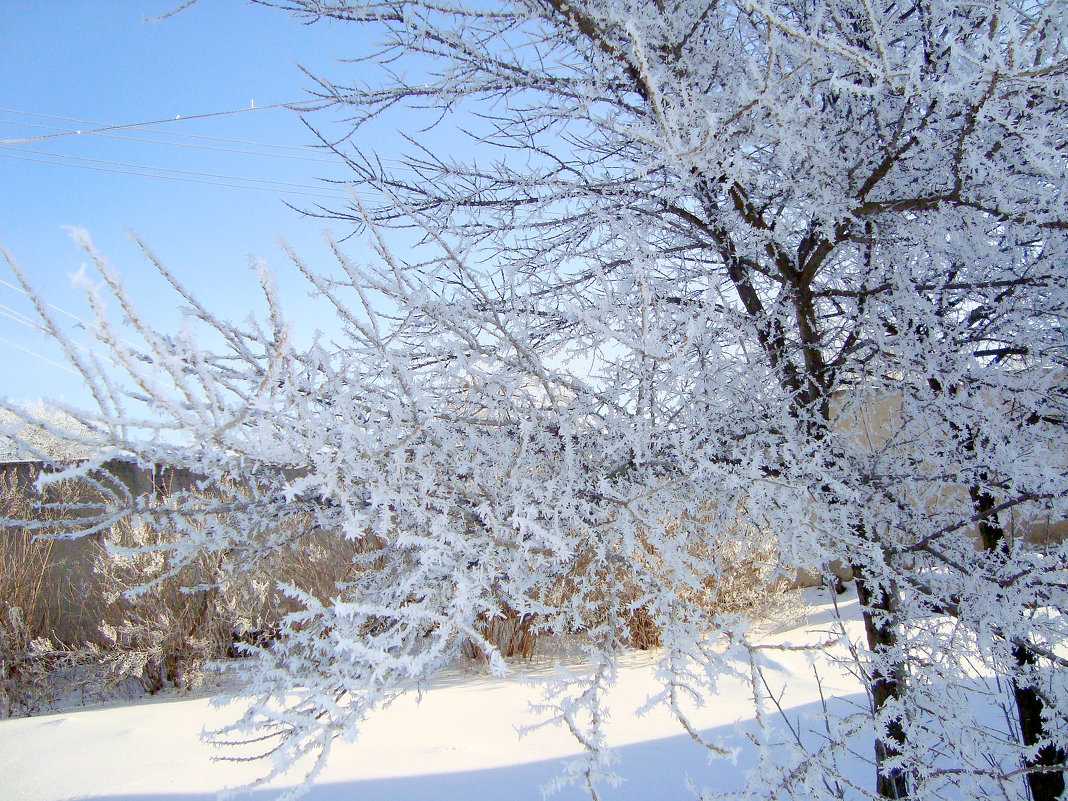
[1013,643,1066,801]
[970,486,1066,801]
[855,573,911,799]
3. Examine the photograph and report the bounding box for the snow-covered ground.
[2,587,871,801]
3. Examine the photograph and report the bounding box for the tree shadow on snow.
[80,694,875,801]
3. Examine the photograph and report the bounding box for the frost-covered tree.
[4,0,1068,799]
[0,405,94,462]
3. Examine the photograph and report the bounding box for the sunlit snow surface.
[2,587,874,801]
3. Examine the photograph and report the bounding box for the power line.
[0,301,38,330]
[0,279,172,380]
[0,119,340,164]
[0,99,322,146]
[0,336,81,377]
[0,104,363,382]
[0,277,95,330]
[0,149,351,200]
[0,306,118,376]
[0,144,350,195]
[0,106,427,195]
[0,108,419,174]
[0,277,141,351]
[1,108,333,155]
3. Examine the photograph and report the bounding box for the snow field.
[2,588,871,801]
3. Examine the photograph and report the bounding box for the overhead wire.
[0,278,83,325]
[0,109,420,174]
[0,119,340,164]
[0,104,424,197]
[0,336,81,377]
[0,108,356,158]
[0,104,344,376]
[0,277,143,354]
[0,100,323,146]
[0,305,118,377]
[0,300,38,329]
[0,147,352,199]
[0,101,411,377]
[0,279,178,383]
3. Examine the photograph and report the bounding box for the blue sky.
[0,1,401,405]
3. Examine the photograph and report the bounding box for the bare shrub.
[692,529,790,618]
[0,607,108,717]
[255,524,374,626]
[1,469,62,639]
[549,510,790,652]
[0,476,59,716]
[94,499,380,692]
[1,465,388,704]
[623,604,661,650]
[463,605,540,660]
[0,467,104,717]
[97,514,245,693]
[5,461,788,713]
[0,529,55,639]
[0,606,48,716]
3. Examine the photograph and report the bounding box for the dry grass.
[1,464,793,714]
[1,470,70,641]
[464,606,540,660]
[548,510,790,652]
[96,517,233,693]
[1,467,100,714]
[95,501,383,693]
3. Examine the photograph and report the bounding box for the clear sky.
[0,1,400,406]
